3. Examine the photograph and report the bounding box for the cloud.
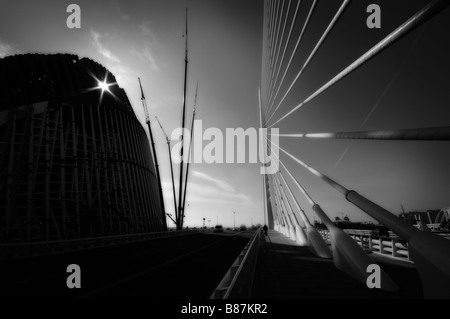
[90,29,121,63]
[0,40,20,58]
[139,24,154,38]
[192,171,236,193]
[107,64,136,90]
[130,45,158,71]
[129,22,160,70]
[188,182,252,205]
[190,170,251,204]
[138,21,160,42]
[160,171,252,210]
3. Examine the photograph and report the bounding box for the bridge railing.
[210,228,262,299]
[346,231,410,261]
[0,230,199,260]
[318,229,411,261]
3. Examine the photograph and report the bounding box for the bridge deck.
[251,231,423,299]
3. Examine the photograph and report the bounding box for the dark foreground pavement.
[252,231,423,299]
[0,232,249,299]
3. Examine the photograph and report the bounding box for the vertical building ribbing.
[0,54,165,243]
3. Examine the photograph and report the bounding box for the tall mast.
[138,77,167,231]
[181,81,199,227]
[156,116,178,228]
[258,87,268,226]
[177,8,189,230]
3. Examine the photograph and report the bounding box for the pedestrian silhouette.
[263,224,268,236]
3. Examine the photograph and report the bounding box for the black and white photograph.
[0,0,450,310]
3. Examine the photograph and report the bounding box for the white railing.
[318,229,411,261]
[0,230,199,260]
[210,228,262,299]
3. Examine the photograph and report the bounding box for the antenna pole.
[181,81,198,226]
[156,117,178,227]
[177,8,189,230]
[139,77,167,231]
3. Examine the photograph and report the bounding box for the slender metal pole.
[139,78,167,231]
[181,82,199,227]
[177,8,189,230]
[156,117,178,227]
[258,87,269,226]
[167,144,177,225]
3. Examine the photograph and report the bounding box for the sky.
[0,0,264,228]
[1,0,449,228]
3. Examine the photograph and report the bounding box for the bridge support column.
[346,190,450,298]
[313,204,398,292]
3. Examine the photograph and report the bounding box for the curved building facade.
[0,54,166,243]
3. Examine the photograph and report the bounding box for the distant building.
[0,54,166,243]
[399,208,450,226]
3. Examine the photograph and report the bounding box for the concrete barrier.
[210,228,262,299]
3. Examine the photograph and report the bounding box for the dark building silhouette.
[0,53,166,243]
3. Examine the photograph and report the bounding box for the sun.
[84,72,118,104]
[97,79,111,93]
